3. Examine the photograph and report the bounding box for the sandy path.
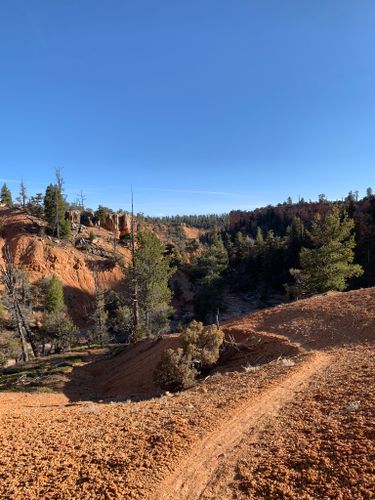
[156,351,330,500]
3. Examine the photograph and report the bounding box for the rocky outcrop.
[65,210,81,225]
[81,210,96,227]
[0,207,131,324]
[65,210,97,227]
[65,210,131,237]
[100,213,131,237]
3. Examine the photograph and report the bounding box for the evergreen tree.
[88,283,109,347]
[223,232,235,263]
[45,275,65,313]
[190,235,228,322]
[286,216,305,267]
[257,230,286,294]
[27,193,44,218]
[41,311,78,353]
[129,231,175,339]
[95,205,112,225]
[234,232,247,261]
[318,193,327,203]
[42,274,77,353]
[44,184,70,239]
[255,226,264,245]
[1,183,13,207]
[299,206,363,293]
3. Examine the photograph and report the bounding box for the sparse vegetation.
[1,183,13,207]
[154,321,224,390]
[41,311,78,354]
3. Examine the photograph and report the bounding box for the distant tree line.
[172,193,372,322]
[142,213,229,229]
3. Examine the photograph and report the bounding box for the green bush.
[0,332,21,367]
[154,347,198,390]
[154,321,224,391]
[41,311,79,353]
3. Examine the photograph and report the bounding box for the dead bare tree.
[129,189,139,342]
[55,168,64,239]
[78,189,86,210]
[91,273,108,347]
[0,245,37,361]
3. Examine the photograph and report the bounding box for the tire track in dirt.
[155,351,331,500]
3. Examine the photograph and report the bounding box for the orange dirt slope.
[0,287,374,499]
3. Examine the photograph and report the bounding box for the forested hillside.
[0,175,374,363]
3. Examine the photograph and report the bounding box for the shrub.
[154,348,198,390]
[0,332,21,367]
[41,311,79,353]
[45,275,65,313]
[154,321,224,391]
[88,231,97,242]
[181,321,224,365]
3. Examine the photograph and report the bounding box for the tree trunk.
[16,302,37,357]
[14,305,29,362]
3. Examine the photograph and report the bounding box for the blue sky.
[0,1,374,215]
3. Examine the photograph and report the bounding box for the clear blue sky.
[0,1,374,215]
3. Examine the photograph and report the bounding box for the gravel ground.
[0,288,374,499]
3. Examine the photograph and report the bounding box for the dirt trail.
[156,351,331,500]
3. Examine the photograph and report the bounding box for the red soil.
[0,288,374,499]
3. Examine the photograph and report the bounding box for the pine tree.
[191,235,228,322]
[88,281,109,347]
[42,275,77,353]
[286,216,305,267]
[44,184,70,239]
[223,232,235,263]
[256,226,264,245]
[45,275,65,313]
[129,231,175,339]
[42,311,78,353]
[1,183,13,207]
[27,193,44,218]
[318,193,327,203]
[258,230,286,293]
[299,206,363,293]
[234,232,247,261]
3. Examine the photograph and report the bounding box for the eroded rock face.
[0,207,131,325]
[81,210,96,227]
[65,210,97,227]
[100,213,131,237]
[65,210,81,225]
[65,210,131,236]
